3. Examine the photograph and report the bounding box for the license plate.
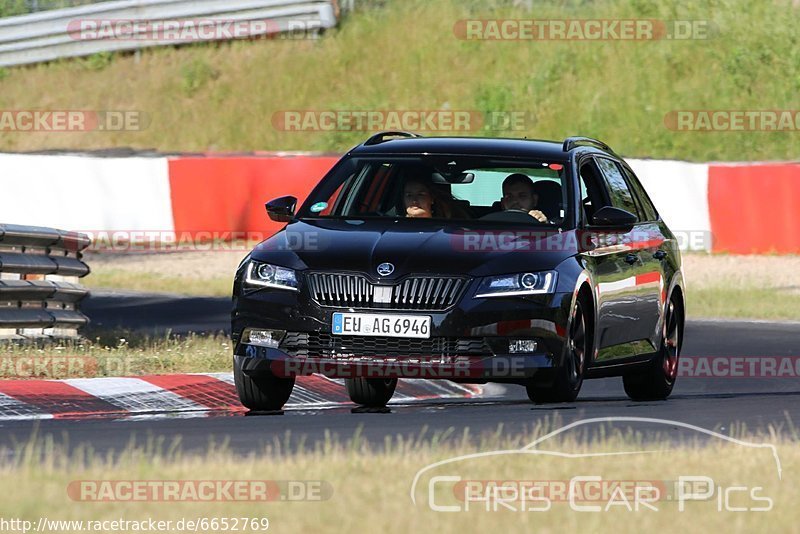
[332,313,431,339]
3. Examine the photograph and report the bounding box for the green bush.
[81,51,113,71]
[0,0,28,17]
[180,58,220,97]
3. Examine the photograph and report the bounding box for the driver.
[403,179,435,218]
[500,173,549,223]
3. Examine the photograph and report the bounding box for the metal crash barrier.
[0,0,339,67]
[0,224,90,339]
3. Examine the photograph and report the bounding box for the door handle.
[624,253,639,265]
[653,250,667,260]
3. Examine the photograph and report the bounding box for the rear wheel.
[623,295,682,401]
[234,357,295,411]
[345,377,398,407]
[526,295,588,403]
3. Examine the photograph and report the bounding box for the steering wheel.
[479,210,541,223]
[509,208,554,224]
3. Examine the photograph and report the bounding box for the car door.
[578,156,641,362]
[620,162,672,354]
[594,156,663,357]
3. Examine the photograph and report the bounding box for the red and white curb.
[0,374,482,420]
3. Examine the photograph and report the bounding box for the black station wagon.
[231,133,685,411]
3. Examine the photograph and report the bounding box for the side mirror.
[590,206,637,231]
[266,196,297,223]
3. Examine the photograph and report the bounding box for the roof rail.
[562,136,612,153]
[363,131,422,146]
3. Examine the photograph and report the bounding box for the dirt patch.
[682,253,800,289]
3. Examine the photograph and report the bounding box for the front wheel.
[526,295,588,403]
[234,357,295,411]
[345,377,398,407]
[623,295,682,401]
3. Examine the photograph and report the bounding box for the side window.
[622,166,659,222]
[318,182,345,216]
[332,163,379,216]
[359,163,393,213]
[595,158,642,221]
[578,159,608,224]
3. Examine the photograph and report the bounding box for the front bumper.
[232,282,574,385]
[235,347,557,383]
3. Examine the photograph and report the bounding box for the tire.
[233,357,295,411]
[526,294,589,404]
[345,377,398,407]
[623,295,682,401]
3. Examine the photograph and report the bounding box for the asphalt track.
[1,291,799,457]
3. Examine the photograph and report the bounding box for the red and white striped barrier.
[1,152,798,254]
[0,373,481,420]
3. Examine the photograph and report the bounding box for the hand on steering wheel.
[506,208,549,223]
[528,209,549,223]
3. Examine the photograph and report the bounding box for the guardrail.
[0,0,338,67]
[0,224,91,339]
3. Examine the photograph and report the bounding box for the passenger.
[500,173,549,223]
[403,178,466,219]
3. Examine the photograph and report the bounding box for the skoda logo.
[376,262,395,277]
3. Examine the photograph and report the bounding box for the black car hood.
[250,218,575,280]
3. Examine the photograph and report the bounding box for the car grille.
[305,273,467,311]
[280,332,493,359]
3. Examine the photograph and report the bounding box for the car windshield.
[299,156,572,226]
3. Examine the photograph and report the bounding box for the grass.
[690,287,800,321]
[0,0,100,17]
[0,423,795,532]
[0,334,231,379]
[85,269,233,297]
[1,0,799,160]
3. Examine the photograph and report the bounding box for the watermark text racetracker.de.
[0,354,136,379]
[86,230,268,253]
[83,230,321,253]
[68,479,332,502]
[679,356,800,378]
[68,18,325,41]
[453,19,713,40]
[450,229,709,253]
[0,110,148,132]
[665,110,800,131]
[271,110,534,132]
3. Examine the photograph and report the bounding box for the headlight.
[475,271,558,298]
[244,260,299,291]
